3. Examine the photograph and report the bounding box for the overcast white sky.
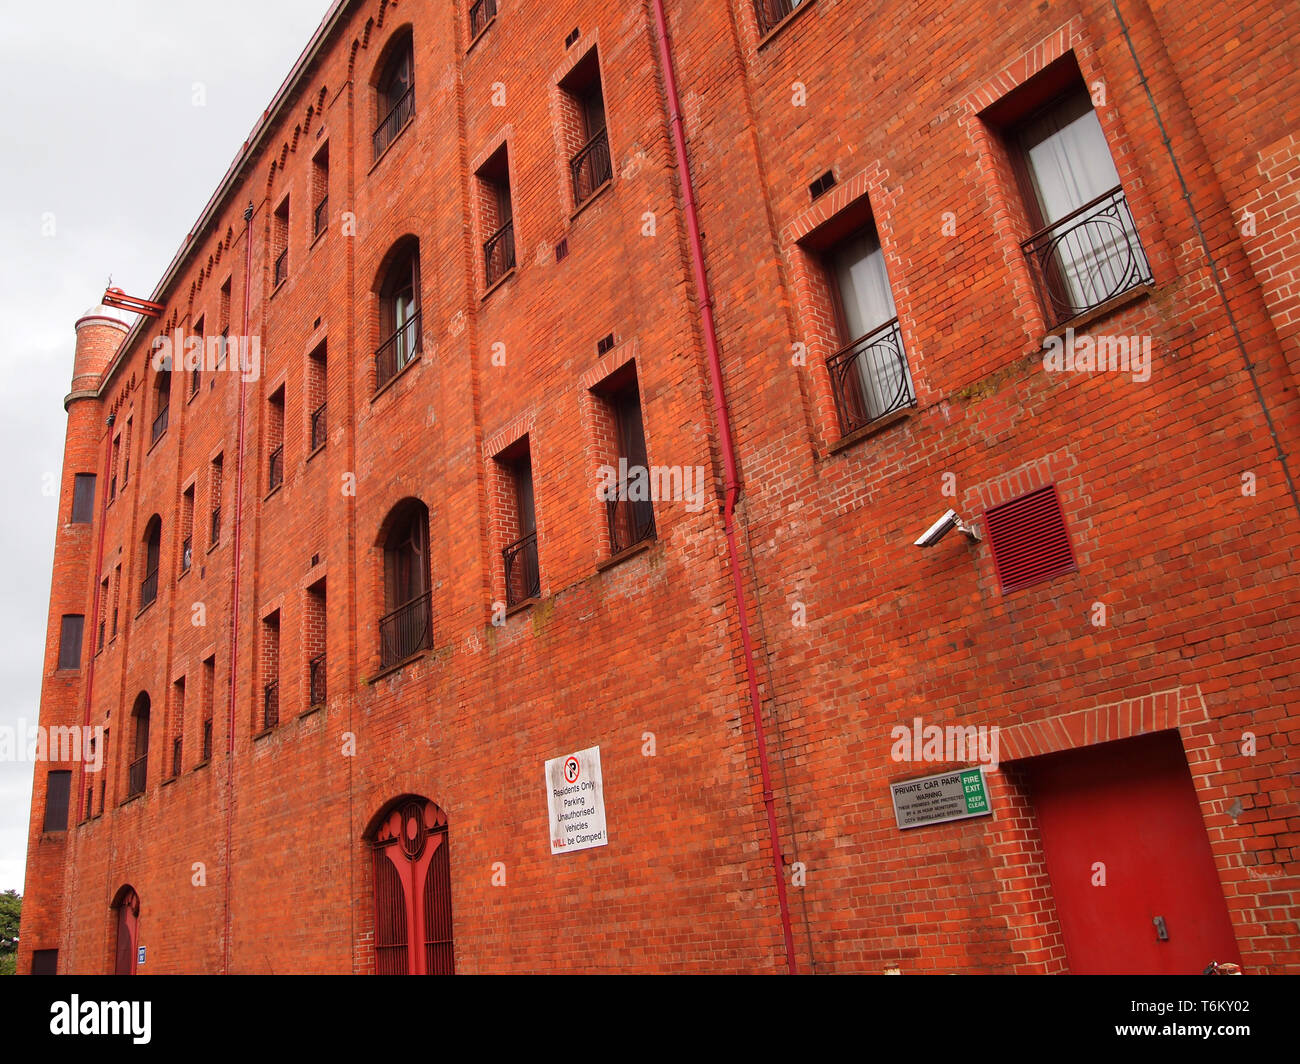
[0,0,333,895]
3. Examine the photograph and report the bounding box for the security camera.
[914,509,981,548]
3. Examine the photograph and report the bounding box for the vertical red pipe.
[223,201,255,974]
[650,0,797,974]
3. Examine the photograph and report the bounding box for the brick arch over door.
[111,884,140,976]
[366,796,453,975]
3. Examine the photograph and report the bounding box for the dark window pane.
[71,474,96,523]
[58,615,84,670]
[44,771,71,832]
[31,949,58,975]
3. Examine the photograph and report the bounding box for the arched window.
[140,516,161,608]
[151,366,171,444]
[368,797,453,975]
[374,239,421,390]
[112,885,140,976]
[379,500,431,666]
[128,693,150,797]
[373,33,415,160]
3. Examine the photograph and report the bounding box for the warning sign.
[890,767,991,829]
[546,746,608,854]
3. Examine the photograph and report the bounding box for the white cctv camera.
[914,509,981,548]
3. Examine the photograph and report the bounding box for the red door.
[113,888,140,976]
[1024,731,1240,974]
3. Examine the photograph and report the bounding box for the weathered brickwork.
[19,0,1300,974]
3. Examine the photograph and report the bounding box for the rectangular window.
[373,39,415,160]
[202,657,215,762]
[495,439,540,608]
[97,576,108,651]
[181,485,195,574]
[312,145,330,240]
[111,565,121,639]
[986,59,1152,325]
[469,0,497,39]
[191,315,204,397]
[561,51,612,209]
[43,771,71,832]
[219,278,232,369]
[262,611,280,730]
[476,147,515,289]
[593,366,656,555]
[755,0,808,36]
[309,343,328,453]
[307,580,327,709]
[268,387,285,493]
[31,950,58,976]
[57,615,84,671]
[110,435,120,501]
[71,474,96,524]
[273,197,290,288]
[171,677,185,778]
[210,454,224,547]
[122,418,132,485]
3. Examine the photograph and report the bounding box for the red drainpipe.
[650,0,797,975]
[77,412,117,816]
[223,201,256,974]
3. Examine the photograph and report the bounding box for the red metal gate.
[371,799,453,975]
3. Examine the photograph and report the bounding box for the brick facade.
[19,0,1300,974]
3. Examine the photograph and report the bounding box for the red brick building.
[19,0,1300,974]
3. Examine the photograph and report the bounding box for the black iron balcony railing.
[128,755,147,798]
[484,218,516,289]
[111,608,119,639]
[171,737,182,778]
[606,495,656,556]
[202,718,213,763]
[210,506,221,546]
[1021,185,1153,328]
[109,474,117,502]
[379,590,432,667]
[181,536,192,574]
[190,365,201,397]
[151,404,169,445]
[97,619,106,651]
[313,194,329,239]
[85,787,94,821]
[375,311,422,392]
[311,402,328,451]
[274,248,289,288]
[309,653,327,708]
[217,328,229,368]
[503,531,541,608]
[263,680,279,730]
[755,0,804,36]
[268,445,284,493]
[826,317,915,437]
[470,0,497,38]
[373,87,415,160]
[571,126,612,208]
[140,567,159,609]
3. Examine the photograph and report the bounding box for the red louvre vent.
[985,484,1077,593]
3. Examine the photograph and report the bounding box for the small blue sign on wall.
[137,946,145,966]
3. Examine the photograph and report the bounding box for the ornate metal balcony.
[127,755,147,798]
[484,218,516,289]
[826,317,915,437]
[151,404,169,445]
[263,680,279,730]
[606,495,656,556]
[570,127,612,208]
[503,531,540,608]
[470,0,497,38]
[1021,186,1153,328]
[140,567,159,609]
[379,590,432,667]
[755,0,804,36]
[375,311,422,391]
[268,445,284,493]
[373,87,415,159]
[309,653,327,708]
[313,194,329,239]
[311,402,328,451]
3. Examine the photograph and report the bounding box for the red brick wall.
[20,0,1300,975]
